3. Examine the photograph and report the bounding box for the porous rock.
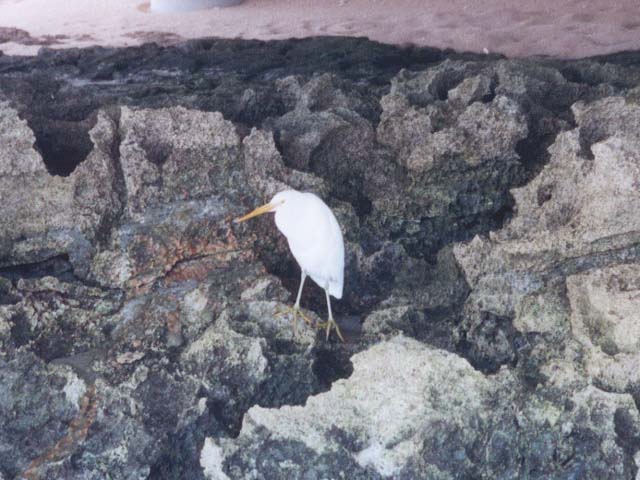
[1,38,640,479]
[208,336,496,479]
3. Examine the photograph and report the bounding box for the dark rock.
[0,37,639,479]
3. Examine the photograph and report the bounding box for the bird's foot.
[275,305,313,338]
[276,305,313,325]
[317,318,345,342]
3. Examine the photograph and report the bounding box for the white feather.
[272,190,345,299]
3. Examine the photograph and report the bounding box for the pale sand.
[1,0,639,58]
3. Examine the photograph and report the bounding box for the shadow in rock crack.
[148,414,214,480]
[515,131,563,180]
[455,312,526,375]
[26,114,96,176]
[313,343,355,392]
[0,254,75,282]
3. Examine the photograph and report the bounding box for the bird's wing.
[288,193,345,299]
[325,201,345,299]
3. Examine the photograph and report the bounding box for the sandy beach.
[1,0,639,58]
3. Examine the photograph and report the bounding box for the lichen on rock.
[1,38,639,479]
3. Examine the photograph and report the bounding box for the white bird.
[236,190,345,341]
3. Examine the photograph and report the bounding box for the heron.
[236,190,345,341]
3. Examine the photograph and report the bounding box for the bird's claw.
[317,318,345,342]
[276,306,344,342]
[276,305,313,325]
[275,305,313,339]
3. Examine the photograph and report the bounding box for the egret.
[236,190,345,341]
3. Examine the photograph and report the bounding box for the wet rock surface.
[0,38,639,479]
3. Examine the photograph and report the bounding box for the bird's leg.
[276,272,312,337]
[293,271,306,312]
[321,288,344,342]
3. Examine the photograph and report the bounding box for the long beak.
[235,203,276,223]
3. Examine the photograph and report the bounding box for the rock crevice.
[1,38,639,479]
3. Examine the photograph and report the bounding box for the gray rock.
[1,38,640,479]
[0,107,122,271]
[209,335,640,479]
[448,74,493,105]
[275,73,371,115]
[568,263,640,393]
[209,336,496,479]
[0,351,88,479]
[117,106,241,217]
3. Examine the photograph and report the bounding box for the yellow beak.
[235,202,276,223]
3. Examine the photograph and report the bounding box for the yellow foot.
[275,305,313,338]
[318,318,345,342]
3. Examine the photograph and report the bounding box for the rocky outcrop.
[210,336,497,479]
[452,96,640,373]
[205,336,639,480]
[0,106,120,269]
[1,38,639,479]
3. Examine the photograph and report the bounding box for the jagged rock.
[454,100,640,326]
[368,60,545,261]
[568,263,640,393]
[513,288,569,335]
[0,105,120,270]
[452,98,640,376]
[569,264,640,356]
[361,305,425,336]
[0,275,121,361]
[448,74,493,105]
[0,351,88,479]
[573,96,640,150]
[378,62,527,172]
[266,105,373,179]
[117,106,242,217]
[181,301,318,433]
[241,127,327,200]
[448,92,640,475]
[1,38,640,479]
[89,197,250,289]
[275,73,373,117]
[404,94,527,171]
[208,336,497,479]
[205,336,640,479]
[388,61,469,106]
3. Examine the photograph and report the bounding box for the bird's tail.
[329,281,343,299]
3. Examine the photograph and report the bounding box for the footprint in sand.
[572,12,595,23]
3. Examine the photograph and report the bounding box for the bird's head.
[235,190,298,223]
